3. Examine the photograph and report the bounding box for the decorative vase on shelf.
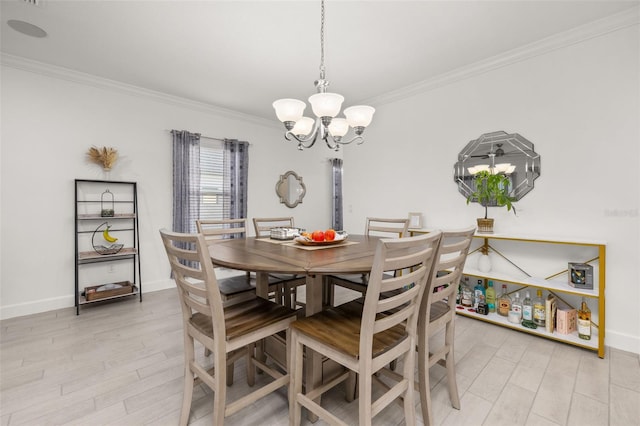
[478,252,492,273]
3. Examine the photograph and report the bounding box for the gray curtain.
[171,129,201,236]
[223,139,249,221]
[331,158,343,230]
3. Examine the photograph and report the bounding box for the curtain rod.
[167,130,250,145]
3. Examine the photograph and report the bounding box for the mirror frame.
[453,131,541,201]
[275,171,306,208]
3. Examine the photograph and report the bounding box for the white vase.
[478,253,492,273]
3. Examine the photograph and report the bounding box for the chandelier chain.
[319,0,325,80]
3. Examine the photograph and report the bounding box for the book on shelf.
[545,294,557,333]
[556,300,577,335]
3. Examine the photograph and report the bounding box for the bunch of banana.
[103,225,118,243]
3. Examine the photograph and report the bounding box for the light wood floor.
[1,286,639,426]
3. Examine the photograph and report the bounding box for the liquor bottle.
[497,284,511,317]
[485,280,496,313]
[522,290,534,326]
[474,279,486,310]
[577,297,591,340]
[509,292,523,324]
[461,278,473,307]
[533,289,546,327]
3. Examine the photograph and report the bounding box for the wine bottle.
[577,297,591,340]
[533,289,546,327]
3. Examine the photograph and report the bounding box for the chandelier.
[272,0,375,151]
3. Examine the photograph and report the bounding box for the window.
[199,139,225,220]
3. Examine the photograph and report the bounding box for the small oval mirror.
[276,171,306,208]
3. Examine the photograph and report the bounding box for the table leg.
[255,272,269,300]
[304,274,323,423]
[255,272,270,367]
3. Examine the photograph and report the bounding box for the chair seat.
[290,307,407,359]
[429,300,449,322]
[191,297,296,341]
[268,273,305,283]
[218,274,255,296]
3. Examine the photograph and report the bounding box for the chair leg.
[345,371,357,402]
[246,343,255,387]
[289,330,303,426]
[180,337,196,426]
[418,322,433,426]
[226,363,234,386]
[213,352,227,426]
[358,369,373,426]
[444,322,460,409]
[403,350,417,426]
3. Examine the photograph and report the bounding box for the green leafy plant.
[466,170,516,219]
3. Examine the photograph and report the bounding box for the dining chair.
[159,229,297,426]
[252,217,307,309]
[288,231,442,426]
[416,226,475,425]
[376,226,476,425]
[196,219,256,305]
[325,217,410,306]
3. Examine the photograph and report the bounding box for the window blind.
[199,139,225,220]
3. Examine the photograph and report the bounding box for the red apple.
[324,229,336,241]
[311,230,325,242]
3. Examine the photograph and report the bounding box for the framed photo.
[408,212,423,229]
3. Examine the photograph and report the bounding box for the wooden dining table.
[207,234,382,418]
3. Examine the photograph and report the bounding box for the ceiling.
[1,0,637,123]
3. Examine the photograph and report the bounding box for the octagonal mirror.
[276,171,306,208]
[453,131,541,201]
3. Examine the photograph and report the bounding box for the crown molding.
[0,52,279,129]
[2,6,637,117]
[363,6,640,107]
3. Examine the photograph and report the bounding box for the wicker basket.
[84,281,134,301]
[476,218,494,233]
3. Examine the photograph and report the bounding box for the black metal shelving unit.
[74,179,142,314]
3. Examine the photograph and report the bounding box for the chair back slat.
[360,232,442,356]
[365,217,410,238]
[196,218,247,243]
[421,226,475,321]
[160,228,227,339]
[252,217,294,237]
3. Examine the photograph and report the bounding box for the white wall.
[0,61,335,318]
[1,20,638,354]
[343,25,639,353]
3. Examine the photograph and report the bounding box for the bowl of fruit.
[295,229,348,246]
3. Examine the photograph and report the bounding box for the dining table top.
[207,234,383,276]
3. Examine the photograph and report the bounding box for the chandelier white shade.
[272,0,375,151]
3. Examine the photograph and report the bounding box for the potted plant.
[467,170,516,233]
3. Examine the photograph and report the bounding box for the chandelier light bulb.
[308,92,344,118]
[273,99,306,123]
[344,105,375,128]
[292,117,315,136]
[328,118,349,138]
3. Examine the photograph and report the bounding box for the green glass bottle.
[485,280,496,313]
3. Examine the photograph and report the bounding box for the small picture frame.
[408,212,423,229]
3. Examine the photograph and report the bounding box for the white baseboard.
[0,279,175,320]
[606,330,640,356]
